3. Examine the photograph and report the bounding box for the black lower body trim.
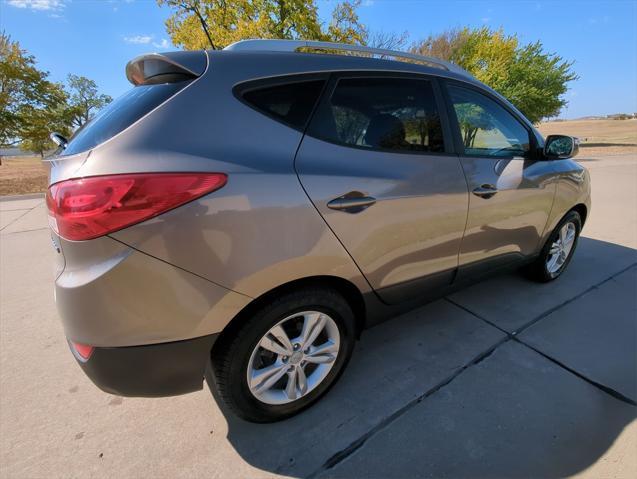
[363,253,539,328]
[375,268,455,305]
[75,334,218,397]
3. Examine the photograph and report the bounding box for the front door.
[443,82,557,276]
[296,74,468,304]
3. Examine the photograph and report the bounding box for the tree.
[1,33,111,157]
[65,74,112,129]
[411,28,467,65]
[366,30,410,51]
[157,0,374,50]
[0,32,69,152]
[412,27,577,122]
[325,0,366,45]
[19,101,71,157]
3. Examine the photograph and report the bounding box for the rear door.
[442,81,557,277]
[296,73,469,304]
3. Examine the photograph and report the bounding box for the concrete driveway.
[1,153,635,478]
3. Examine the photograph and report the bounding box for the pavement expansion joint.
[314,265,637,476]
[307,337,510,478]
[0,208,35,232]
[516,339,637,407]
[515,261,637,336]
[447,271,637,407]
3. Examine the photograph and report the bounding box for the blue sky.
[2,0,636,118]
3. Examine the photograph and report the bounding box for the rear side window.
[308,77,445,153]
[62,82,188,156]
[240,80,325,130]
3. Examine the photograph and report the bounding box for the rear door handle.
[472,184,498,199]
[327,194,376,213]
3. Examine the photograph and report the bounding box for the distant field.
[0,156,48,196]
[537,118,637,155]
[1,119,635,196]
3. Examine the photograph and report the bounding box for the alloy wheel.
[246,311,341,405]
[546,222,577,274]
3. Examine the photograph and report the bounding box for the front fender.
[540,159,591,246]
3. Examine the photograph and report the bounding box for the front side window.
[308,77,445,153]
[447,84,530,158]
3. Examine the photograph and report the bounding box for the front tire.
[526,210,582,282]
[210,287,356,423]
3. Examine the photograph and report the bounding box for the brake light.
[46,173,227,241]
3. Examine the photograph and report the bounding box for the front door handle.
[327,194,376,213]
[472,184,498,199]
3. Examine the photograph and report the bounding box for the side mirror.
[50,132,68,149]
[544,134,579,160]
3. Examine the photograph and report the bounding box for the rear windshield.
[62,81,188,156]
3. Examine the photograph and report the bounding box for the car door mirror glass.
[544,135,579,159]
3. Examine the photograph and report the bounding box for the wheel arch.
[212,275,366,355]
[571,203,588,225]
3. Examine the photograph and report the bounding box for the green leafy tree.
[65,74,112,129]
[412,27,578,122]
[0,32,69,153]
[1,34,111,157]
[20,101,71,157]
[325,0,366,45]
[157,0,369,50]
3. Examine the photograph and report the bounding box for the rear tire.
[525,210,582,282]
[210,287,356,423]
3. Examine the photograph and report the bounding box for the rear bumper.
[53,234,250,397]
[73,333,218,397]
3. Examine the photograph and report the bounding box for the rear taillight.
[46,173,227,241]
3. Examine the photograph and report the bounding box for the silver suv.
[46,40,590,422]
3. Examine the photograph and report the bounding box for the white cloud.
[7,0,65,11]
[481,17,491,23]
[124,35,154,45]
[588,15,610,25]
[124,34,170,48]
[110,0,134,11]
[361,0,374,6]
[152,39,170,49]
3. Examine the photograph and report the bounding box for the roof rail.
[223,39,470,77]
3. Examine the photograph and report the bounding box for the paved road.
[1,154,636,478]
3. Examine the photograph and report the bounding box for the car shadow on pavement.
[205,236,637,478]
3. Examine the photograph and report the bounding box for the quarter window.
[308,77,445,153]
[241,80,325,130]
[447,85,531,158]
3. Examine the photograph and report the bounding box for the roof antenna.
[190,3,216,50]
